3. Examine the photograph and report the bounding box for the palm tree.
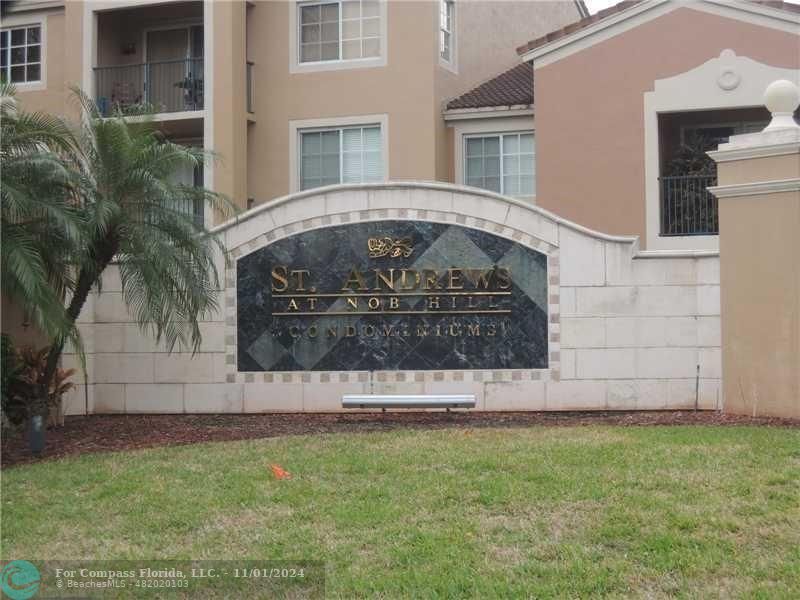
[31,90,233,451]
[1,82,81,348]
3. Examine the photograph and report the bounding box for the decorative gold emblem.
[367,236,414,259]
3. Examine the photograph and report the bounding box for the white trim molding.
[443,105,533,122]
[288,113,389,193]
[708,140,800,162]
[643,49,800,252]
[522,0,800,68]
[708,178,800,199]
[288,0,388,75]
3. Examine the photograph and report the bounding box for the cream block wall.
[61,183,721,415]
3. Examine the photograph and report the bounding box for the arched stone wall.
[62,183,722,414]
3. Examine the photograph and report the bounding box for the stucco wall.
[61,183,721,414]
[713,135,800,419]
[533,6,800,244]
[433,0,581,181]
[3,8,69,116]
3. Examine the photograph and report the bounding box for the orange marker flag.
[270,464,292,480]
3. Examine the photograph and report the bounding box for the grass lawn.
[3,425,800,598]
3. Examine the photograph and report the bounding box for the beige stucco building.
[2,0,798,416]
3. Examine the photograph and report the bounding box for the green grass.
[3,426,800,598]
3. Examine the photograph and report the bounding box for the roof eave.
[519,0,800,66]
[443,105,534,121]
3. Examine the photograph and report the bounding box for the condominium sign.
[236,220,548,371]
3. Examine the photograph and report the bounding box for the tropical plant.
[1,334,26,428]
[1,82,82,347]
[2,344,75,428]
[29,89,233,438]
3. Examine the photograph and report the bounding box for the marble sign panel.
[236,220,548,371]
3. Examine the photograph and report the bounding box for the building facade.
[2,0,798,415]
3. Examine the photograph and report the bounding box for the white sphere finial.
[763,79,800,131]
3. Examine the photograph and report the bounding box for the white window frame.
[450,118,535,200]
[289,0,387,74]
[438,0,456,73]
[463,131,535,199]
[1,13,46,91]
[289,114,389,193]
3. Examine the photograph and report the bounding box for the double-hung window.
[465,132,535,198]
[300,125,383,190]
[439,0,454,63]
[1,25,41,84]
[299,0,381,63]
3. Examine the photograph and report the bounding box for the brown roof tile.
[516,0,800,57]
[446,62,533,110]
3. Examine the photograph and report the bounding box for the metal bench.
[342,394,476,410]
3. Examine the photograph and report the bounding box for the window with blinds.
[299,0,381,63]
[300,125,383,191]
[465,132,535,198]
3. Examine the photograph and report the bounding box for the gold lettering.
[291,269,311,292]
[326,326,338,338]
[389,296,400,310]
[307,325,318,338]
[307,297,318,311]
[345,325,357,337]
[467,295,478,308]
[448,323,460,336]
[496,267,512,290]
[467,324,480,336]
[382,325,395,337]
[346,297,358,310]
[271,266,289,292]
[287,298,299,311]
[289,326,301,338]
[362,325,376,337]
[447,268,463,290]
[373,268,396,291]
[368,297,381,310]
[428,296,440,310]
[341,268,368,291]
[423,269,440,290]
[399,269,420,290]
[470,269,493,289]
[487,324,497,337]
[416,325,429,337]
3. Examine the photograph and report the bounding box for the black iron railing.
[246,61,254,113]
[659,174,718,236]
[94,58,204,116]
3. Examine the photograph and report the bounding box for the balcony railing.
[94,58,204,117]
[659,174,718,236]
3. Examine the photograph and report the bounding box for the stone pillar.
[709,80,800,418]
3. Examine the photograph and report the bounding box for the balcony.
[94,58,203,117]
[657,107,770,238]
[659,175,718,236]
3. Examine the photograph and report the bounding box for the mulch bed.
[2,410,798,468]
